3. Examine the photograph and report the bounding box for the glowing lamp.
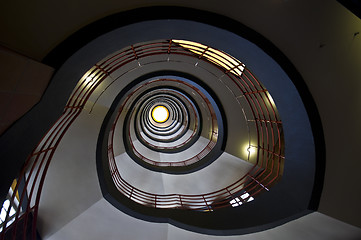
[151,106,169,123]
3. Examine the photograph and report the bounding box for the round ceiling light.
[151,105,169,123]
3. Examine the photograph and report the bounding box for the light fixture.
[151,106,169,123]
[247,145,257,155]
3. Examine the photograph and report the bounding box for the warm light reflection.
[85,76,94,84]
[266,92,276,106]
[173,39,245,76]
[151,106,169,123]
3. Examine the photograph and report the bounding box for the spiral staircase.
[1,3,361,240]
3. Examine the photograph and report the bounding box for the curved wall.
[0,7,326,238]
[32,18,317,234]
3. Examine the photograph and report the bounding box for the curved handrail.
[105,40,284,209]
[0,39,284,239]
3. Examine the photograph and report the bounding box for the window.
[0,180,21,233]
[230,192,254,207]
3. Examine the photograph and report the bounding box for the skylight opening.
[151,106,169,123]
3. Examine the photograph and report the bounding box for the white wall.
[46,198,361,240]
